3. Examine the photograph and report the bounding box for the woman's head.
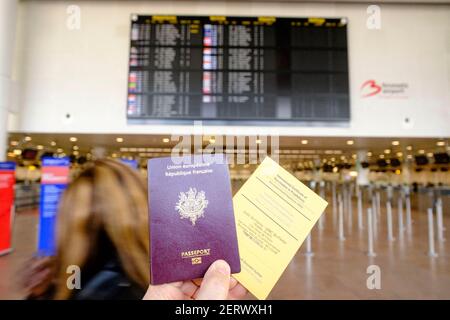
[53,159,149,299]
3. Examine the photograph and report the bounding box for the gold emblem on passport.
[181,249,211,265]
[175,187,208,225]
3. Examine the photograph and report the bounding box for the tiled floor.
[270,198,450,299]
[0,197,449,300]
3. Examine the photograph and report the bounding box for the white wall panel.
[10,1,450,137]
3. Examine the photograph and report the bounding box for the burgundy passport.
[148,154,241,284]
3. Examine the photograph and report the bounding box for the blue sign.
[41,157,70,167]
[0,161,16,171]
[37,157,69,256]
[121,158,138,169]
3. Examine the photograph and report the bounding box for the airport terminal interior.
[0,0,449,300]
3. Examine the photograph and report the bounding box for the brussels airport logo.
[360,80,409,99]
[176,187,208,226]
[360,80,382,98]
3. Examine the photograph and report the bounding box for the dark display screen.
[126,15,350,122]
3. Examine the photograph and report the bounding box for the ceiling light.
[436,141,445,147]
[73,146,79,150]
[396,152,403,157]
[209,137,216,144]
[406,146,412,151]
[162,138,170,143]
[392,141,400,146]
[50,141,57,146]
[346,140,354,145]
[37,145,44,150]
[70,137,77,142]
[301,140,308,145]
[57,148,63,153]
[418,150,425,154]
[24,136,32,142]
[367,152,373,157]
[13,149,22,155]
[407,154,413,159]
[116,137,124,143]
[379,154,385,159]
[256,139,262,144]
[427,152,434,158]
[73,150,79,156]
[10,141,18,146]
[384,149,391,154]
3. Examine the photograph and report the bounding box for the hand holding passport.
[143,259,248,300]
[147,154,328,300]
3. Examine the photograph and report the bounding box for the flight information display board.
[127,15,350,122]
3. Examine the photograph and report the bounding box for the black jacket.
[71,260,145,300]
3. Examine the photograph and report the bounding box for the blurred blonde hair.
[53,159,149,299]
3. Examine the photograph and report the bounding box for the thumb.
[196,260,231,300]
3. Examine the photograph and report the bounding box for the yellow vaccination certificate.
[233,157,328,300]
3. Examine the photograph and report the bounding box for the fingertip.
[212,259,230,276]
[196,260,231,300]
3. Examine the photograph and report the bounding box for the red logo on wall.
[360,80,382,98]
